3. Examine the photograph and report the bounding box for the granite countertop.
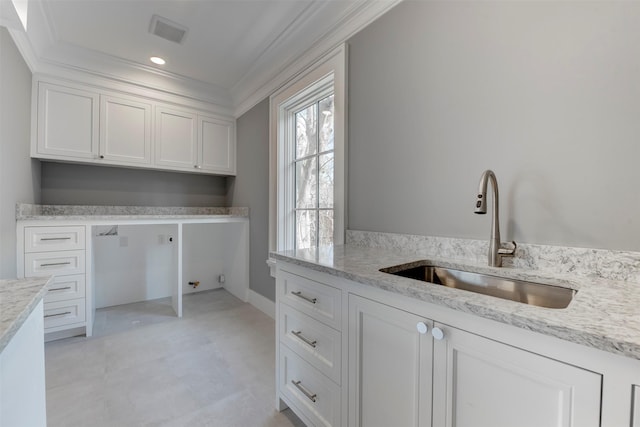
[272,244,640,360]
[16,204,249,221]
[0,277,51,353]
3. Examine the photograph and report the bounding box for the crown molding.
[231,0,403,117]
[7,27,38,72]
[39,42,233,108]
[4,0,402,118]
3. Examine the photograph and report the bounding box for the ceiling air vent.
[149,15,188,44]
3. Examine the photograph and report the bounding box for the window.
[269,45,346,254]
[294,93,334,249]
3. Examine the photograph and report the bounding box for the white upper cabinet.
[100,95,152,165]
[154,108,236,175]
[36,82,99,160]
[199,115,236,174]
[155,106,198,170]
[32,78,236,176]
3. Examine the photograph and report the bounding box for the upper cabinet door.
[100,95,152,165]
[36,82,99,160]
[154,106,198,170]
[198,115,236,175]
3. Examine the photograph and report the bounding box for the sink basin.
[379,263,576,309]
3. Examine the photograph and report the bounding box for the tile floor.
[45,289,305,427]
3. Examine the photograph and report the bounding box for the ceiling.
[3,0,400,115]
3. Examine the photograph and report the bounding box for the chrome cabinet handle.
[291,291,317,304]
[40,237,72,241]
[194,165,201,169]
[291,380,317,403]
[41,262,72,267]
[432,327,445,340]
[291,330,317,348]
[49,286,72,292]
[44,311,71,318]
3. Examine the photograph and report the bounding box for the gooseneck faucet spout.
[474,170,516,267]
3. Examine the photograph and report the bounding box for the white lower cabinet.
[20,225,90,337]
[275,262,617,427]
[280,345,342,427]
[348,295,432,427]
[431,323,602,427]
[276,269,343,427]
[0,301,47,427]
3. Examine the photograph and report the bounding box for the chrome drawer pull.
[291,330,317,348]
[40,262,72,267]
[40,237,72,241]
[291,380,317,403]
[291,291,317,304]
[44,311,71,318]
[49,286,72,292]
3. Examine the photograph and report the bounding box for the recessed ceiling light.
[150,56,166,65]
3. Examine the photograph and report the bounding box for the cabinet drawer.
[278,270,342,330]
[280,303,341,385]
[25,226,85,252]
[25,251,85,277]
[280,345,341,427]
[44,274,86,303]
[43,298,86,329]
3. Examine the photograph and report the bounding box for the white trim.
[269,44,347,253]
[248,289,275,319]
[5,0,400,117]
[233,0,402,117]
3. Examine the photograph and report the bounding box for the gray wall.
[227,99,274,300]
[0,27,41,278]
[348,1,640,252]
[41,162,227,207]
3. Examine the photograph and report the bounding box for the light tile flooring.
[45,289,305,427]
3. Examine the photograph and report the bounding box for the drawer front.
[278,270,342,330]
[25,251,85,277]
[43,298,86,329]
[280,303,341,384]
[280,345,341,427]
[44,274,86,303]
[25,226,85,252]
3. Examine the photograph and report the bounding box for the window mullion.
[315,100,320,248]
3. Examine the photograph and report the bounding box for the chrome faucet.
[474,170,516,267]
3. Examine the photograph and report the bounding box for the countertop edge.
[271,249,640,361]
[0,277,52,353]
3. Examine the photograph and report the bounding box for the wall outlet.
[218,274,225,284]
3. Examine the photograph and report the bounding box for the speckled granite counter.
[0,277,51,353]
[16,204,248,221]
[272,244,640,360]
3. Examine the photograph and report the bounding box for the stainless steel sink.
[379,263,576,309]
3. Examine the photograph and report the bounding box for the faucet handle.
[498,241,517,257]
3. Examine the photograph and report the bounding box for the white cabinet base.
[0,301,47,427]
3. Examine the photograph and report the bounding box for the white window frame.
[268,45,347,262]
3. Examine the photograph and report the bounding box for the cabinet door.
[349,294,432,427]
[36,82,99,159]
[199,115,236,175]
[100,95,152,165]
[432,323,602,427]
[155,106,198,170]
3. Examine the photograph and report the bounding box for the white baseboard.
[248,289,275,319]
